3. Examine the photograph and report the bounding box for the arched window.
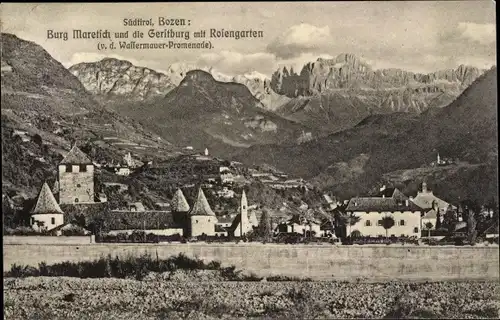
[365,220,371,226]
[75,198,79,203]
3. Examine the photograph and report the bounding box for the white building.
[30,182,65,232]
[345,196,424,238]
[411,182,456,218]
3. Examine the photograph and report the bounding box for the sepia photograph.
[1,1,498,319]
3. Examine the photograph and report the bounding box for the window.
[31,217,35,225]
[51,217,55,225]
[377,220,383,226]
[75,198,79,203]
[66,165,73,172]
[400,220,405,226]
[196,220,198,223]
[79,165,87,172]
[414,227,419,233]
[77,184,81,188]
[365,220,371,226]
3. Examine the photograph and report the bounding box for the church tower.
[239,190,248,236]
[58,144,94,204]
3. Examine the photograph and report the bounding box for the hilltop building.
[58,145,94,204]
[30,182,65,232]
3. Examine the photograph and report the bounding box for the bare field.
[3,276,500,320]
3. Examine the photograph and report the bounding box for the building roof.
[31,182,64,214]
[422,209,438,219]
[60,145,92,165]
[411,191,455,210]
[376,188,409,201]
[171,188,190,212]
[102,211,179,230]
[346,197,423,212]
[189,187,216,216]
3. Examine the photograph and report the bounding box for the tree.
[467,210,478,245]
[337,212,361,238]
[381,216,395,239]
[256,210,272,242]
[424,222,434,243]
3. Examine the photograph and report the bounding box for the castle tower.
[58,145,94,204]
[171,188,190,236]
[31,182,65,231]
[189,187,217,237]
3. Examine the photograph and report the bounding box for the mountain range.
[1,31,497,206]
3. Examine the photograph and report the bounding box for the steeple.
[32,182,64,214]
[240,190,248,235]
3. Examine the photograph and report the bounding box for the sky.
[1,2,496,76]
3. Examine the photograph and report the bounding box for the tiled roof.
[346,197,423,212]
[189,187,216,217]
[411,192,455,210]
[422,209,438,219]
[32,182,64,214]
[102,211,179,230]
[171,188,190,212]
[60,145,92,165]
[376,188,409,201]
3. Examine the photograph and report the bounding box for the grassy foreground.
[4,277,499,319]
[3,254,500,319]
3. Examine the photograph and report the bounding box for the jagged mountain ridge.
[231,67,498,203]
[271,53,483,96]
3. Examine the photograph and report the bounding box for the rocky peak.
[69,58,175,100]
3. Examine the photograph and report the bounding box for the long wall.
[3,241,499,281]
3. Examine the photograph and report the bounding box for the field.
[4,276,500,319]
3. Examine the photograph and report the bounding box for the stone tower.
[58,145,94,204]
[171,188,191,236]
[31,182,64,231]
[189,187,217,237]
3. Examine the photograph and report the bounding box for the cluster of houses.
[21,144,499,241]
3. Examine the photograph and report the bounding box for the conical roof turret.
[171,188,190,212]
[32,182,64,214]
[189,187,216,216]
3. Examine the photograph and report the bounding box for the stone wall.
[3,241,499,281]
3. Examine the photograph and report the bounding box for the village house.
[345,194,424,238]
[275,214,322,237]
[30,182,65,232]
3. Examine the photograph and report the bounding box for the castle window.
[413,227,419,233]
[75,198,79,203]
[51,217,55,225]
[365,220,371,226]
[66,165,73,172]
[79,165,87,172]
[400,220,405,226]
[77,184,81,188]
[196,220,198,223]
[377,220,383,226]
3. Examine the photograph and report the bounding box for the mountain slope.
[110,70,312,153]
[1,33,180,198]
[232,67,498,202]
